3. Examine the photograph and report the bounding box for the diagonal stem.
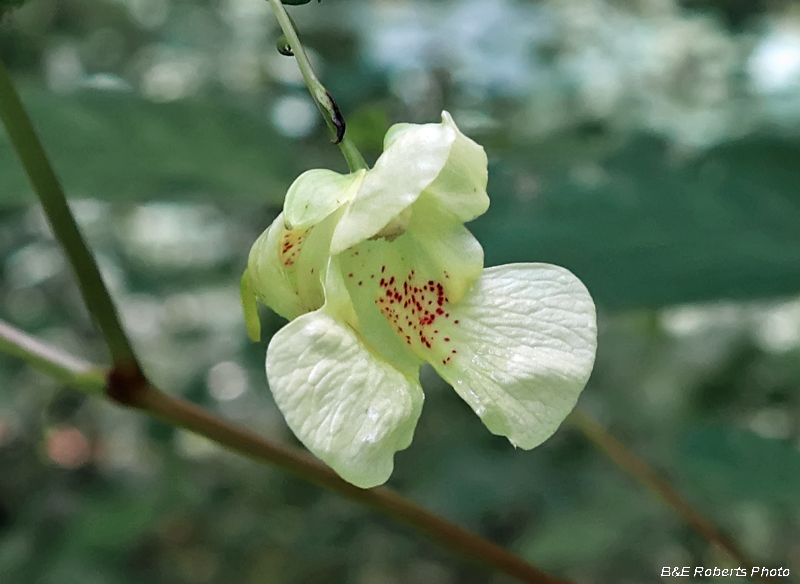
[568,408,781,584]
[136,383,570,584]
[1,314,778,584]
[0,324,568,584]
[0,58,139,370]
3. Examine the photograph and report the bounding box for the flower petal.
[247,213,306,321]
[418,112,489,223]
[248,208,345,321]
[403,194,484,304]
[335,203,483,369]
[431,264,597,449]
[266,309,424,488]
[330,114,457,254]
[284,169,366,231]
[381,112,488,223]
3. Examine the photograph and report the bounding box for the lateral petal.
[246,213,306,321]
[431,264,597,449]
[266,310,424,488]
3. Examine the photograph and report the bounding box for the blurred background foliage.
[1,0,799,582]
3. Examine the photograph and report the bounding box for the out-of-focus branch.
[0,319,105,392]
[133,382,571,584]
[0,323,569,584]
[0,58,140,370]
[568,408,781,584]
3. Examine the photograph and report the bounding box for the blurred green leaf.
[0,0,28,18]
[67,490,160,550]
[5,86,800,309]
[522,510,620,569]
[476,135,800,309]
[345,104,389,155]
[519,487,661,569]
[678,426,800,505]
[0,85,301,206]
[0,0,28,17]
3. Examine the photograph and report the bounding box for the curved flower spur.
[241,112,597,488]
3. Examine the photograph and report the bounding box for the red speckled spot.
[280,229,310,267]
[373,266,458,360]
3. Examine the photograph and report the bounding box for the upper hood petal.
[331,112,472,254]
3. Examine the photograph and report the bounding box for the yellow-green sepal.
[240,269,261,342]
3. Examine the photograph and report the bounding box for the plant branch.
[568,408,780,584]
[0,318,105,393]
[266,0,367,172]
[0,58,139,370]
[132,383,570,584]
[2,318,777,584]
[0,325,567,584]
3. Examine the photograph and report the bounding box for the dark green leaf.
[476,134,800,308]
[0,86,301,206]
[678,426,800,505]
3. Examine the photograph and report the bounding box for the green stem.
[266,0,367,172]
[0,319,106,393]
[0,59,140,370]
